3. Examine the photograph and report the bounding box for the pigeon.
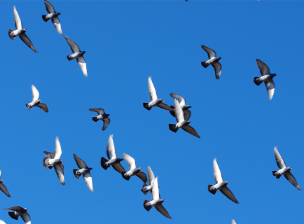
[122,153,147,182]
[143,77,171,111]
[43,137,65,185]
[8,6,37,53]
[141,166,157,195]
[169,99,200,138]
[65,36,87,77]
[208,158,239,204]
[254,59,276,100]
[232,220,236,224]
[272,147,301,190]
[73,154,93,192]
[42,0,62,35]
[201,45,221,79]
[169,93,191,118]
[0,170,10,197]
[89,108,110,131]
[25,85,48,113]
[4,206,31,224]
[143,177,172,219]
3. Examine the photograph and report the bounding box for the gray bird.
[4,206,31,224]
[73,154,93,192]
[254,59,276,100]
[141,166,157,195]
[8,6,37,53]
[169,98,200,138]
[201,45,221,79]
[143,177,172,219]
[65,36,87,77]
[272,147,301,190]
[43,137,65,185]
[0,170,10,197]
[25,85,48,113]
[89,108,110,131]
[143,77,171,111]
[122,153,147,183]
[42,0,62,35]
[169,93,191,118]
[208,158,239,204]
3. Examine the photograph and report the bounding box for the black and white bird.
[4,206,31,224]
[169,99,200,138]
[272,147,301,190]
[169,93,191,118]
[201,45,221,79]
[208,158,239,204]
[254,59,276,100]
[73,154,93,192]
[122,153,147,183]
[0,170,10,197]
[42,0,62,35]
[8,6,37,53]
[65,36,87,77]
[141,166,157,195]
[143,177,172,219]
[143,77,171,111]
[25,85,48,113]
[89,108,110,131]
[43,137,65,185]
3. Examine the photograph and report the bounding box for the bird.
[169,93,191,118]
[122,153,147,182]
[141,166,157,195]
[42,0,62,35]
[143,77,171,111]
[89,108,110,131]
[65,36,87,77]
[73,154,93,192]
[42,137,65,185]
[254,59,276,100]
[25,85,48,113]
[0,170,11,197]
[208,158,239,204]
[169,98,200,138]
[232,220,236,224]
[4,206,31,224]
[8,6,37,53]
[201,45,221,79]
[143,177,172,219]
[272,147,301,190]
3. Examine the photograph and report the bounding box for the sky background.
[0,0,304,223]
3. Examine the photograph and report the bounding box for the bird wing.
[112,163,126,173]
[83,171,94,192]
[37,103,48,113]
[212,62,222,79]
[232,219,236,224]
[274,147,286,169]
[89,108,105,115]
[174,98,184,123]
[77,57,88,77]
[182,125,200,138]
[73,154,87,169]
[4,206,23,211]
[51,17,62,36]
[31,85,39,102]
[14,6,22,30]
[54,137,62,159]
[256,59,270,76]
[147,166,155,186]
[136,172,147,183]
[102,118,110,131]
[183,109,191,122]
[265,80,275,100]
[44,0,55,13]
[152,177,159,200]
[220,186,239,204]
[155,204,172,219]
[0,183,10,197]
[43,151,54,158]
[65,36,80,53]
[148,77,158,101]
[123,153,136,170]
[0,170,2,179]
[19,34,37,53]
[213,158,223,183]
[157,103,172,111]
[21,212,31,224]
[170,93,186,107]
[284,171,301,190]
[201,45,216,59]
[106,135,117,159]
[54,164,65,185]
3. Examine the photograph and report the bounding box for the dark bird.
[73,154,93,192]
[25,85,48,113]
[201,45,221,79]
[4,206,31,224]
[0,170,11,197]
[89,108,110,131]
[42,0,62,35]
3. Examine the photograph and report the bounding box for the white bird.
[42,0,62,35]
[201,45,221,79]
[122,153,147,183]
[25,85,48,113]
[73,154,93,192]
[8,6,37,53]
[5,206,31,224]
[141,166,157,195]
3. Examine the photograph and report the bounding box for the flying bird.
[143,77,171,111]
[43,137,65,185]
[141,166,157,195]
[4,206,31,224]
[25,85,48,113]
[122,153,147,182]
[0,170,11,197]
[208,158,239,204]
[73,154,93,192]
[254,59,276,100]
[89,108,110,131]
[42,0,62,35]
[272,147,301,190]
[201,45,221,79]
[143,177,172,219]
[65,36,87,77]
[169,93,191,118]
[169,99,200,138]
[8,6,37,52]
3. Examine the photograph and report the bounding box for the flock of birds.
[2,1,300,224]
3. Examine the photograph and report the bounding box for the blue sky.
[0,1,304,223]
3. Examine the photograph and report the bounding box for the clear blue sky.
[0,1,304,223]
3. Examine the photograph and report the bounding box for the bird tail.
[169,124,178,133]
[253,77,263,86]
[201,61,209,68]
[67,55,73,61]
[169,110,176,117]
[42,15,50,22]
[8,29,15,40]
[143,200,152,211]
[8,212,18,220]
[100,157,109,170]
[208,184,217,194]
[141,183,149,195]
[143,103,152,110]
[121,172,130,181]
[73,169,81,179]
[92,117,98,122]
[272,171,281,179]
